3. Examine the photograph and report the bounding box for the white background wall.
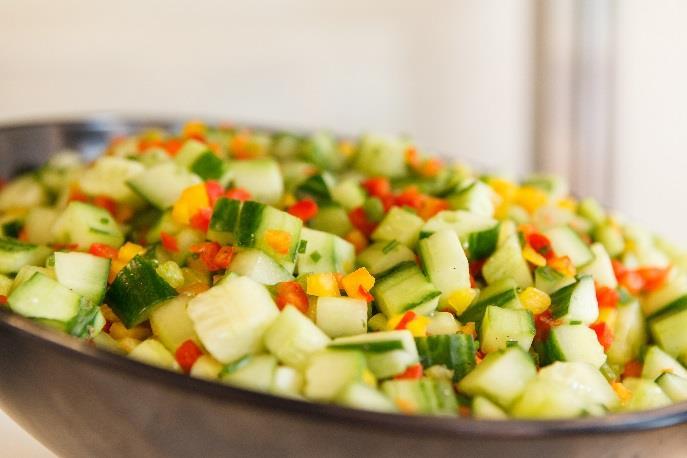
[0,1,534,455]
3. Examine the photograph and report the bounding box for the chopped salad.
[1,120,686,419]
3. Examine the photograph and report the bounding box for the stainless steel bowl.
[1,117,686,458]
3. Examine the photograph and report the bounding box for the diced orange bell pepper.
[264,230,292,255]
[172,183,211,226]
[306,273,341,297]
[341,267,375,300]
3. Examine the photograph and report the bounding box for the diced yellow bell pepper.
[341,267,376,299]
[172,183,210,226]
[406,315,430,337]
[612,382,632,404]
[386,314,405,331]
[446,288,478,315]
[182,120,207,138]
[519,287,551,315]
[597,308,618,331]
[515,185,548,214]
[118,242,145,264]
[522,244,547,267]
[489,178,518,203]
[306,273,341,297]
[556,197,578,211]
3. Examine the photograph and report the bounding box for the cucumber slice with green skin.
[544,325,607,368]
[418,230,470,306]
[447,180,494,217]
[550,275,599,324]
[643,272,687,318]
[309,205,352,237]
[78,156,145,204]
[54,252,110,305]
[209,197,242,234]
[472,396,508,420]
[382,378,457,415]
[315,297,368,338]
[106,255,179,328]
[420,210,497,242]
[353,134,409,178]
[466,224,500,260]
[330,179,365,210]
[228,249,294,285]
[301,132,343,171]
[67,302,105,338]
[655,372,687,402]
[8,272,81,322]
[510,378,586,419]
[222,354,278,392]
[228,158,284,205]
[304,350,366,401]
[296,228,355,275]
[127,162,202,210]
[534,266,575,295]
[458,278,520,324]
[336,382,397,413]
[264,305,330,370]
[606,300,646,366]
[371,207,424,248]
[175,139,227,181]
[23,207,59,245]
[544,226,594,267]
[372,262,441,318]
[458,347,537,409]
[622,378,672,412]
[642,346,687,380]
[480,306,535,354]
[188,275,280,364]
[270,366,304,398]
[52,201,125,249]
[235,200,303,272]
[149,295,199,353]
[415,333,476,381]
[367,313,388,332]
[330,330,419,378]
[649,304,687,358]
[295,173,334,203]
[0,237,52,275]
[356,241,416,277]
[482,234,533,289]
[128,339,180,372]
[538,361,619,412]
[577,197,606,226]
[580,243,618,288]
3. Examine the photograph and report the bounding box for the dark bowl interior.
[1,116,686,458]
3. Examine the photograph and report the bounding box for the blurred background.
[0,0,686,454]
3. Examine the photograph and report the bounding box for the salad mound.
[1,120,686,419]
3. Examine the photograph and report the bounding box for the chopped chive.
[382,239,400,254]
[506,340,519,348]
[310,250,321,262]
[570,320,582,325]
[363,197,384,222]
[297,239,308,254]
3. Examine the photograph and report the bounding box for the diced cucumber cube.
[482,234,532,289]
[315,297,368,338]
[418,230,470,306]
[642,346,687,381]
[8,272,81,322]
[480,306,535,354]
[372,262,441,318]
[305,350,366,401]
[550,275,599,324]
[264,305,330,370]
[545,325,607,368]
[371,207,424,248]
[149,295,199,353]
[52,201,125,249]
[222,354,277,392]
[128,339,180,372]
[0,237,52,275]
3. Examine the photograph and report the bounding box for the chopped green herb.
[297,239,308,254]
[382,239,400,254]
[310,251,322,262]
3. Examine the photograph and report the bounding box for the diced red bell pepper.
[394,363,423,380]
[88,243,119,260]
[275,281,309,313]
[189,207,213,232]
[527,232,554,260]
[205,181,225,207]
[348,207,377,237]
[394,186,424,210]
[636,267,671,293]
[175,339,204,373]
[160,231,179,253]
[191,242,222,271]
[0,295,7,305]
[596,286,620,309]
[288,198,319,222]
[357,285,374,302]
[163,138,183,156]
[361,177,391,198]
[213,246,234,270]
[394,311,417,331]
[590,322,614,351]
[534,310,560,342]
[417,196,449,220]
[623,360,643,378]
[93,195,118,217]
[225,188,252,201]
